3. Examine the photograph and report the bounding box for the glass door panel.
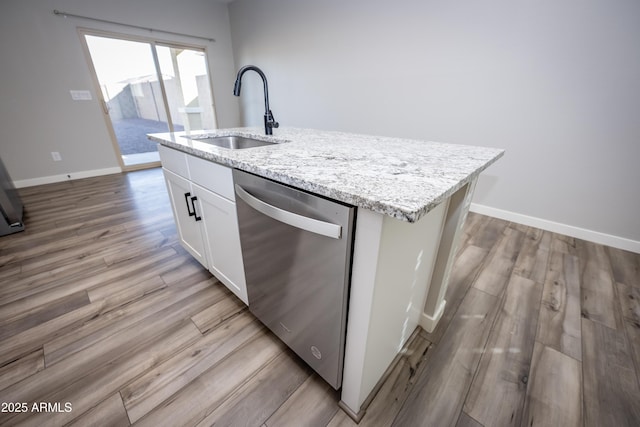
[156,45,216,132]
[85,35,169,168]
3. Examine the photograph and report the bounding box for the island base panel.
[340,178,478,418]
[340,202,448,418]
[421,179,477,332]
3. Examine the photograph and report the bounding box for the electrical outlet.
[51,151,62,161]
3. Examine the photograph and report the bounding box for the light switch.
[70,90,92,101]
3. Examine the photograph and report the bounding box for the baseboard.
[13,167,122,188]
[418,299,446,333]
[470,203,640,254]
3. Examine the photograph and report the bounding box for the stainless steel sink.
[190,135,277,149]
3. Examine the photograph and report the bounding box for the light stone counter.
[150,126,504,421]
[148,127,503,222]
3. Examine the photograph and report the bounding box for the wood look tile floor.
[1,168,639,426]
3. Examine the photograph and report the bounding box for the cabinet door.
[162,169,208,268]
[195,183,248,304]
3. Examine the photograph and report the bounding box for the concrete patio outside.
[112,117,184,166]
[112,117,184,155]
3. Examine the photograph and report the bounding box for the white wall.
[229,0,640,247]
[0,0,239,184]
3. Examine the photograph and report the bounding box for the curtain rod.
[53,9,215,43]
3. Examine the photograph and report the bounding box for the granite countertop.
[148,127,504,223]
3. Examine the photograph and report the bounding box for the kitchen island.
[149,127,503,420]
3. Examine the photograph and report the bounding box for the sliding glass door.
[156,45,216,133]
[82,32,216,170]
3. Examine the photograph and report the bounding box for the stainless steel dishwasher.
[233,169,355,389]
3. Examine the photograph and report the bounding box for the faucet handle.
[267,110,279,129]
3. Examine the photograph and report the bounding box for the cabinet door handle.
[184,192,196,217]
[190,196,202,221]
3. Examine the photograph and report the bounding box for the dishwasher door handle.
[235,184,342,239]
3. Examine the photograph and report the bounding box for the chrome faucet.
[233,65,279,135]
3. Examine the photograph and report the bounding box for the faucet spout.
[233,65,279,135]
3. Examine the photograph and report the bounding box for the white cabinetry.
[163,168,208,267]
[159,145,248,304]
[195,183,247,302]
